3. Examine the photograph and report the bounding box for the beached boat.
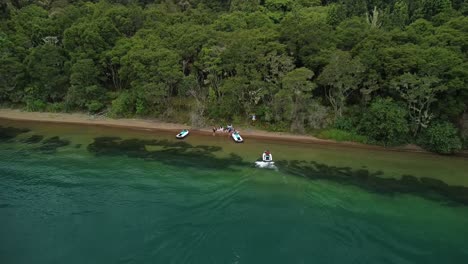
[231,132,244,143]
[176,129,189,139]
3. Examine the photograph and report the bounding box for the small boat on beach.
[231,132,244,143]
[176,129,189,139]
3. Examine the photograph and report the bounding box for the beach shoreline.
[0,108,455,155]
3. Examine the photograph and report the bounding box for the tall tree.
[24,43,69,103]
[318,51,364,118]
[275,67,316,132]
[391,73,446,136]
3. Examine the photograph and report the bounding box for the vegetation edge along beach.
[2,108,465,156]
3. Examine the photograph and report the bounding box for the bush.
[334,116,356,131]
[110,92,135,117]
[306,100,332,130]
[358,98,409,146]
[86,100,104,113]
[318,129,368,144]
[65,85,107,111]
[46,102,65,113]
[25,99,46,112]
[418,121,462,154]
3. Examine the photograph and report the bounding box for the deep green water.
[1,120,468,264]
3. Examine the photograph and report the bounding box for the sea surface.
[1,119,468,264]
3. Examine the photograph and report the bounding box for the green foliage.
[274,67,316,132]
[336,17,369,50]
[334,116,357,132]
[0,33,25,102]
[418,121,462,154]
[25,99,46,112]
[280,6,336,70]
[390,73,446,135]
[264,0,294,22]
[46,102,65,113]
[422,0,452,19]
[24,44,69,102]
[110,91,135,117]
[86,101,105,113]
[318,51,364,118]
[8,4,52,46]
[318,129,368,144]
[65,59,107,111]
[358,98,409,146]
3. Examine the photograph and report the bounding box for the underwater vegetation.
[21,135,44,144]
[0,126,70,154]
[86,136,468,206]
[37,136,71,154]
[2,123,468,207]
[276,160,468,206]
[0,126,30,141]
[87,137,245,170]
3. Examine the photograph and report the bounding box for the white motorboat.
[255,151,276,169]
[262,151,273,162]
[176,129,189,139]
[231,132,244,143]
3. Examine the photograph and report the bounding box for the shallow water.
[1,119,468,263]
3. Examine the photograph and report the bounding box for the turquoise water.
[1,120,468,263]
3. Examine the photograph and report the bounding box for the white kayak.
[176,129,189,139]
[231,132,244,143]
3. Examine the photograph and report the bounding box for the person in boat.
[265,150,270,155]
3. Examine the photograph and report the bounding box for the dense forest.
[0,0,467,153]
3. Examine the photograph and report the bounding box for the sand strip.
[0,108,457,155]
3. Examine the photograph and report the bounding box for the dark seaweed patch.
[87,137,246,170]
[195,145,223,152]
[0,126,30,141]
[37,136,71,153]
[86,136,468,206]
[75,144,82,149]
[21,135,44,144]
[276,160,468,206]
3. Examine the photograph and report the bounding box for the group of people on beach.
[212,124,237,136]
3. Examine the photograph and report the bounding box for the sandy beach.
[0,108,437,154]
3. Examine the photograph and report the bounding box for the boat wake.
[254,161,278,170]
